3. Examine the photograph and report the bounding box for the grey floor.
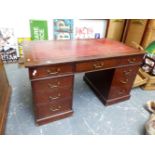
[4,63,155,135]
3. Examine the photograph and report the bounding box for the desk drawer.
[33,88,73,106]
[31,75,73,93]
[120,55,143,66]
[29,63,73,79]
[108,65,139,99]
[76,59,117,72]
[35,98,72,119]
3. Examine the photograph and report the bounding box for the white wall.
[0,0,107,56]
[74,20,107,39]
[0,19,107,39]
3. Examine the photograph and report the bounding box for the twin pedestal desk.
[23,39,145,125]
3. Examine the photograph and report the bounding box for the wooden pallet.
[139,68,155,90]
[133,68,148,88]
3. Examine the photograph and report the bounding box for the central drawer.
[75,55,143,73]
[76,58,118,72]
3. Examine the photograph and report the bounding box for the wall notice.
[53,19,73,40]
[30,20,48,40]
[0,28,18,62]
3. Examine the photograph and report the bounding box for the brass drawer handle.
[50,105,61,112]
[128,58,136,64]
[49,93,61,100]
[118,89,126,95]
[47,68,61,75]
[48,81,60,88]
[123,69,132,75]
[93,62,104,69]
[120,79,129,84]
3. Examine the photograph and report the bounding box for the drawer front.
[120,55,143,66]
[108,65,139,99]
[76,59,117,72]
[35,98,72,119]
[33,88,73,106]
[31,75,73,93]
[29,63,73,79]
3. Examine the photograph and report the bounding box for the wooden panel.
[29,63,73,79]
[106,19,126,41]
[142,28,155,48]
[141,20,155,48]
[124,19,148,47]
[0,58,9,102]
[0,58,11,134]
[0,69,10,105]
[147,19,155,29]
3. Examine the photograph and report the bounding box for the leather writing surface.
[23,39,144,67]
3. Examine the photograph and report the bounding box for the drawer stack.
[83,55,142,106]
[108,65,139,100]
[29,63,74,125]
[106,57,141,104]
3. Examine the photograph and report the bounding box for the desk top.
[23,39,145,67]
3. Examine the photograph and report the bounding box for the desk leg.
[84,65,139,106]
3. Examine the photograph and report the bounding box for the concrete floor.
[4,63,155,135]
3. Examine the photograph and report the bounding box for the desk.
[23,39,145,125]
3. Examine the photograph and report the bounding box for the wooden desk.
[23,39,145,125]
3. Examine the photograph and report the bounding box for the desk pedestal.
[84,65,139,106]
